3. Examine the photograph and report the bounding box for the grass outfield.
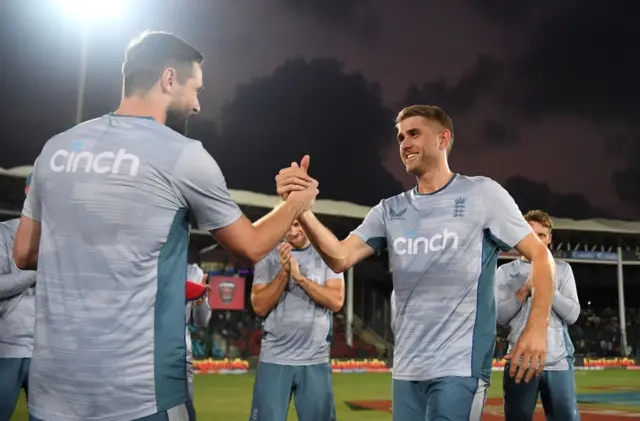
[11,370,640,420]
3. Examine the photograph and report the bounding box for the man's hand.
[289,256,303,282]
[276,155,318,209]
[192,273,209,308]
[505,320,547,383]
[278,242,292,272]
[515,278,532,304]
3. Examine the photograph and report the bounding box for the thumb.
[290,161,299,168]
[300,155,310,172]
[504,353,512,360]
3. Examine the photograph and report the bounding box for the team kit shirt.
[22,114,243,421]
[253,245,344,365]
[351,174,532,382]
[496,258,580,370]
[0,219,37,359]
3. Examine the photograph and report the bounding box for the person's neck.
[415,163,454,194]
[294,240,311,250]
[114,96,166,124]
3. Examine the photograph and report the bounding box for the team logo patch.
[218,281,237,304]
[453,197,466,218]
[390,207,407,221]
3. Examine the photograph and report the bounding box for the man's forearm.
[250,200,306,263]
[252,268,289,316]
[295,277,344,313]
[552,291,580,324]
[298,211,348,272]
[0,271,37,300]
[528,249,555,326]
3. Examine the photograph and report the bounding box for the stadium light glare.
[56,0,125,22]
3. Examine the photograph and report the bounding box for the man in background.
[0,175,36,420]
[496,209,580,421]
[250,220,344,421]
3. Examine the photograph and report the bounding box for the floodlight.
[55,0,125,22]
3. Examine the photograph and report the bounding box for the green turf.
[10,370,640,420]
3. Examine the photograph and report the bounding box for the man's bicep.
[514,232,550,263]
[13,216,42,270]
[173,142,243,231]
[342,235,376,267]
[22,160,42,222]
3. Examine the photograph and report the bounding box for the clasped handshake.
[274,155,319,212]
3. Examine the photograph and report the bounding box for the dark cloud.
[504,1,640,211]
[468,0,640,213]
[211,56,402,206]
[482,119,517,146]
[470,0,560,28]
[401,54,502,117]
[277,0,379,40]
[510,2,640,124]
[505,176,610,219]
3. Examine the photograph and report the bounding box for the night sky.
[1,0,639,220]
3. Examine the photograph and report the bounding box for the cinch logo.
[392,228,459,255]
[49,141,140,176]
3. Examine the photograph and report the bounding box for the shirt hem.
[197,210,243,232]
[259,356,330,366]
[392,369,477,382]
[29,402,161,421]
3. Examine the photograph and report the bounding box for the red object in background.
[208,276,245,310]
[185,280,207,301]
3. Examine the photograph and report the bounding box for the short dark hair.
[122,31,204,97]
[396,105,455,153]
[524,209,553,231]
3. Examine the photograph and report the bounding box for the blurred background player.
[496,210,581,421]
[12,31,318,421]
[275,105,556,421]
[0,175,36,420]
[185,263,211,401]
[250,220,345,421]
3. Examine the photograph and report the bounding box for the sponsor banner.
[493,357,637,370]
[582,357,638,368]
[193,358,249,374]
[208,276,245,310]
[331,358,389,372]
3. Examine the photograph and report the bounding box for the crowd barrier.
[193,357,639,374]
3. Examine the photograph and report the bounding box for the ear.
[439,129,452,152]
[160,67,177,94]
